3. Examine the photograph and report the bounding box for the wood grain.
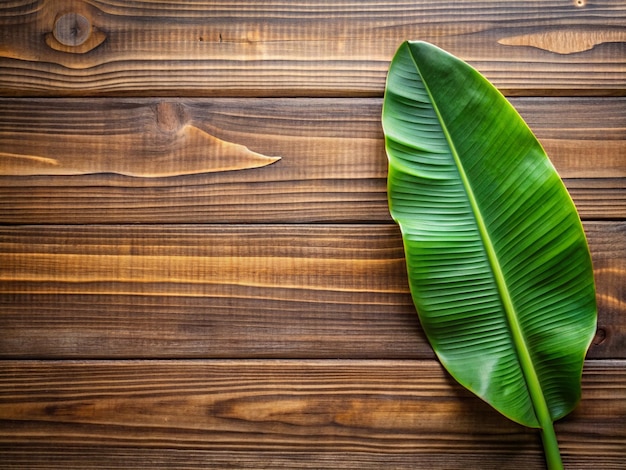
[1,222,623,359]
[2,2,624,467]
[0,360,624,469]
[1,97,624,224]
[0,100,282,177]
[0,1,624,96]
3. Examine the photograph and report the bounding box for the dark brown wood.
[1,97,624,224]
[0,360,624,469]
[0,448,623,470]
[1,222,623,359]
[1,2,624,467]
[0,1,624,96]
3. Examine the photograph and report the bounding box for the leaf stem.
[540,418,563,470]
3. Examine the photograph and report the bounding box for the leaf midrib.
[405,43,551,429]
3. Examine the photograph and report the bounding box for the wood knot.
[53,13,91,46]
[45,11,107,54]
[155,102,187,133]
[592,327,607,346]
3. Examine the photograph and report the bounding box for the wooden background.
[1,1,624,468]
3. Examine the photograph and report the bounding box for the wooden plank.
[1,97,624,224]
[0,1,624,96]
[1,222,623,359]
[0,449,623,470]
[0,359,624,469]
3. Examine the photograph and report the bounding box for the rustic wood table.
[1,1,624,468]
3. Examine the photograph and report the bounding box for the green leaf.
[382,41,597,469]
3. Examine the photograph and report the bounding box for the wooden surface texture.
[0,0,625,96]
[0,360,624,469]
[1,0,625,468]
[0,97,624,223]
[0,222,624,360]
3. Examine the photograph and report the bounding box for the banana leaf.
[382,41,597,469]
